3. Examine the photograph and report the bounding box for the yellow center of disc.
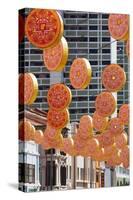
[112,76,116,80]
[117,19,122,25]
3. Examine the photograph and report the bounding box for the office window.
[69,166,71,179]
[46,161,56,186]
[19,163,35,184]
[80,168,84,180]
[96,171,99,182]
[61,166,66,185]
[77,168,79,180]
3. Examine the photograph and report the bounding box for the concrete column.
[83,158,89,188]
[71,156,77,189]
[105,37,117,187]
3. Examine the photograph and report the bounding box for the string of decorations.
[19,9,130,169]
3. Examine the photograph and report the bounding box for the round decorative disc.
[79,115,93,139]
[95,92,116,117]
[70,58,92,89]
[73,133,89,155]
[43,36,68,71]
[92,148,105,161]
[44,125,61,140]
[34,130,44,144]
[108,117,124,136]
[114,131,128,149]
[104,144,117,160]
[102,64,126,92]
[47,83,72,111]
[62,137,74,154]
[19,73,38,105]
[86,138,100,157]
[19,119,35,141]
[47,108,69,129]
[96,130,115,148]
[108,14,129,41]
[106,150,121,167]
[25,9,64,48]
[120,145,129,168]
[93,111,108,132]
[119,104,129,125]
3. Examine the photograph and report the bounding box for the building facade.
[19,8,130,191]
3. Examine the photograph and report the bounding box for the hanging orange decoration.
[93,111,108,132]
[102,64,126,92]
[19,119,31,141]
[104,144,117,160]
[118,104,129,125]
[120,145,129,168]
[50,134,63,150]
[41,135,52,150]
[29,125,36,141]
[25,9,64,49]
[62,137,74,154]
[86,138,100,157]
[19,119,35,141]
[108,117,124,136]
[78,115,93,139]
[70,58,92,89]
[43,36,68,71]
[106,150,121,167]
[47,83,72,111]
[34,130,44,144]
[114,131,128,149]
[47,108,69,129]
[92,147,105,162]
[108,14,129,41]
[44,125,61,140]
[96,130,115,148]
[95,92,116,117]
[73,133,89,156]
[19,73,38,105]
